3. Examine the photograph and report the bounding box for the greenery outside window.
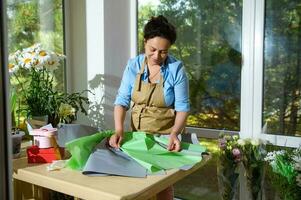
[138,0,242,132]
[262,0,301,137]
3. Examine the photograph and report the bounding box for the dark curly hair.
[143,15,177,45]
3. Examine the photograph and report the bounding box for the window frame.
[134,0,301,146]
[0,0,13,199]
[241,0,301,147]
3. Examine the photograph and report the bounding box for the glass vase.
[29,115,48,128]
[217,159,240,200]
[243,164,265,200]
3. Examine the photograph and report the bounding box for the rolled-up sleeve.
[174,63,190,112]
[114,60,136,109]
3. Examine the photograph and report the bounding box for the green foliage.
[25,67,55,116]
[9,87,18,127]
[48,90,91,126]
[7,0,64,89]
[138,0,301,135]
[10,87,17,114]
[138,0,242,131]
[262,0,301,136]
[268,168,301,200]
[7,0,39,52]
[265,147,301,200]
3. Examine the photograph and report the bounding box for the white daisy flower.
[46,59,60,70]
[37,50,51,65]
[19,53,35,69]
[8,63,19,73]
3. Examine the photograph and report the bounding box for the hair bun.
[144,15,176,45]
[151,15,169,24]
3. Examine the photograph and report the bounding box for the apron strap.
[136,58,147,91]
[159,73,164,86]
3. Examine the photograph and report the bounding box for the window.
[242,0,301,146]
[138,0,242,132]
[6,0,65,124]
[7,0,65,91]
[1,1,12,199]
[263,0,301,137]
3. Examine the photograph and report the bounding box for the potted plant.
[9,43,64,121]
[9,43,90,127]
[265,147,301,199]
[217,133,241,200]
[48,90,90,127]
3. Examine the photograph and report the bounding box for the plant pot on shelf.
[28,115,48,129]
[48,114,60,128]
[11,131,25,159]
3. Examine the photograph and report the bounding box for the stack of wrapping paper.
[65,131,206,177]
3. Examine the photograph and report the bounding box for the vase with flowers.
[217,133,241,200]
[218,133,267,200]
[9,43,90,128]
[238,138,267,200]
[265,147,301,200]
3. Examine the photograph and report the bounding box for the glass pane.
[6,0,64,125]
[7,0,65,91]
[263,0,301,136]
[138,0,242,131]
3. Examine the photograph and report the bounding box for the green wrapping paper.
[121,132,206,173]
[66,131,206,173]
[66,130,113,170]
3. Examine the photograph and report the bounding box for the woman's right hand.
[108,132,123,148]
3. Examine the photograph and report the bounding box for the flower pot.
[48,114,60,128]
[243,164,265,200]
[11,131,25,159]
[217,159,240,200]
[29,115,48,128]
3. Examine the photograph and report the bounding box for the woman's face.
[144,37,171,66]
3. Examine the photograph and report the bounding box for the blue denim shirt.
[114,54,190,112]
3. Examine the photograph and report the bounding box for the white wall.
[103,0,133,130]
[65,0,134,130]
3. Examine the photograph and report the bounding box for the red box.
[27,145,65,163]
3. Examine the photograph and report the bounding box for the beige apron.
[131,59,175,134]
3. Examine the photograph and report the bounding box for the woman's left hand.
[167,133,181,152]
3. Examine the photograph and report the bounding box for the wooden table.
[13,155,210,200]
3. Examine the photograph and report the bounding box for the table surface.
[13,155,210,200]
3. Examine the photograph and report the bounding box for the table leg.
[33,185,49,200]
[13,179,49,200]
[14,179,35,200]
